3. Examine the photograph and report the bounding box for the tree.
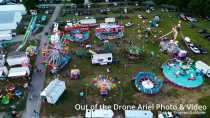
[167,0,190,10]
[22,0,37,11]
[71,0,84,4]
[203,0,210,16]
[188,0,205,16]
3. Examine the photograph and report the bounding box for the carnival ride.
[16,15,37,51]
[134,72,163,94]
[64,24,90,42]
[42,23,71,73]
[26,45,38,56]
[43,43,71,73]
[127,46,144,60]
[95,23,124,41]
[158,22,188,58]
[91,75,117,96]
[70,69,80,80]
[149,16,160,28]
[0,83,22,105]
[162,59,204,88]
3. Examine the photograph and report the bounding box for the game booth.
[64,24,90,43]
[134,72,163,94]
[95,18,124,41]
[162,59,204,88]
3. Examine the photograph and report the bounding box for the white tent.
[85,109,114,118]
[8,66,30,78]
[41,79,66,104]
[125,110,153,118]
[6,52,29,66]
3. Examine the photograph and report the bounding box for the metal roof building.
[0,4,26,41]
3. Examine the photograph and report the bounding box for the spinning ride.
[134,72,163,94]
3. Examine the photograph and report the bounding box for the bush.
[199,96,210,117]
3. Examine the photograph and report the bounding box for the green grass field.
[41,8,210,117]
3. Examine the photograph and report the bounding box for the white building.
[85,109,114,118]
[41,79,66,104]
[0,4,26,41]
[8,66,30,78]
[125,110,153,118]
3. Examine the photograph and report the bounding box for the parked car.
[186,16,197,22]
[198,29,208,34]
[180,13,187,21]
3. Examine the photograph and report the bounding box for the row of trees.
[71,0,210,16]
[129,0,210,16]
[22,0,210,16]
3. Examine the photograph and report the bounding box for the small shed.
[105,17,115,23]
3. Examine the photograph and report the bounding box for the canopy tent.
[8,66,30,78]
[41,79,66,104]
[85,109,114,118]
[125,110,153,118]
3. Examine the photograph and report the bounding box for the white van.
[195,61,210,78]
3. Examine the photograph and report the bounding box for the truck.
[195,61,210,78]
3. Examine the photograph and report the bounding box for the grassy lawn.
[41,8,210,117]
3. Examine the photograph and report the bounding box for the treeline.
[156,0,210,16]
[130,0,210,16]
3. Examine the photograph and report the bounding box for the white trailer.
[91,53,113,65]
[195,61,210,78]
[6,52,29,67]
